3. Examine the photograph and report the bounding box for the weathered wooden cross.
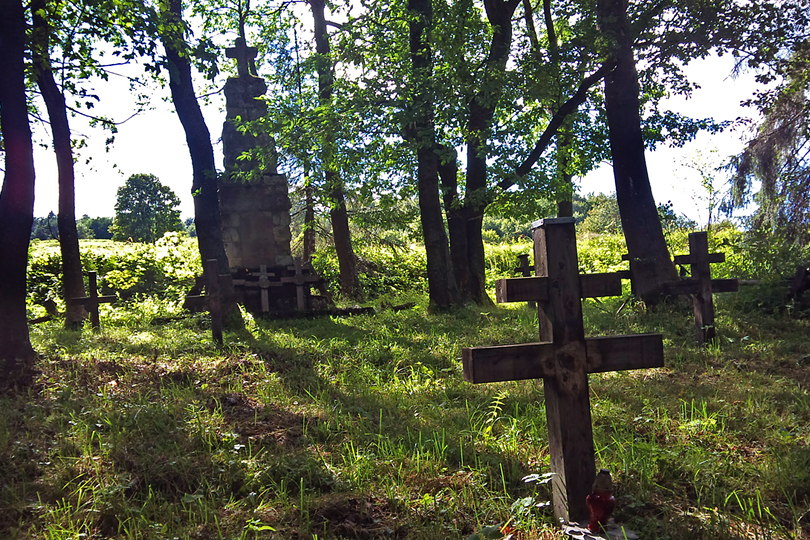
[250,264,281,313]
[68,271,116,330]
[639,231,738,343]
[226,37,258,78]
[462,218,664,523]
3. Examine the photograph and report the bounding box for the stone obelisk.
[219,37,293,270]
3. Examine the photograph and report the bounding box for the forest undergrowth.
[2,233,808,539]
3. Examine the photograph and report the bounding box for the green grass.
[5,261,810,538]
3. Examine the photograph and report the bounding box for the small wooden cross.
[463,217,664,524]
[253,264,282,313]
[225,37,258,78]
[68,271,116,330]
[667,231,738,342]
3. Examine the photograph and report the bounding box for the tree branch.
[498,60,614,192]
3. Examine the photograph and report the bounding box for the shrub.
[27,234,201,304]
[312,243,427,299]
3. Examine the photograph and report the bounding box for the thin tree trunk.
[159,0,241,325]
[408,0,458,310]
[0,0,37,385]
[597,0,677,302]
[457,0,519,305]
[438,147,471,302]
[310,0,361,299]
[31,0,87,328]
[301,166,316,265]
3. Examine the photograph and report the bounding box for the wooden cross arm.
[234,279,284,288]
[659,278,739,295]
[279,275,322,284]
[69,294,117,305]
[673,253,725,265]
[495,272,625,303]
[462,333,663,384]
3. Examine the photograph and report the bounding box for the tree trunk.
[597,0,677,302]
[301,166,316,265]
[438,148,472,302]
[0,0,37,385]
[159,0,241,325]
[310,0,361,299]
[31,0,87,329]
[408,0,458,310]
[456,0,519,305]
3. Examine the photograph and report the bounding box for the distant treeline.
[31,213,196,240]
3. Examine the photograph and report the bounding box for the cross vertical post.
[205,259,224,345]
[257,264,271,313]
[688,232,715,342]
[535,218,594,522]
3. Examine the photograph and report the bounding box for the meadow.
[3,229,808,539]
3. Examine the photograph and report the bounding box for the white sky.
[578,55,759,225]
[28,53,759,226]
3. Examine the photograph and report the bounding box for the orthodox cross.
[226,37,258,78]
[68,271,116,330]
[462,218,664,523]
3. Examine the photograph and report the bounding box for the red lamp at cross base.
[586,468,616,533]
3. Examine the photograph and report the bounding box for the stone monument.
[219,38,321,315]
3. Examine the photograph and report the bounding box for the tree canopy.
[111,173,183,243]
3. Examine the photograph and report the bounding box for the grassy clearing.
[9,235,810,538]
[1,289,807,539]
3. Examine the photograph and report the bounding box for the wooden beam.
[462,342,555,383]
[674,252,725,265]
[495,272,625,304]
[585,334,664,373]
[581,272,624,298]
[495,276,549,303]
[462,334,663,384]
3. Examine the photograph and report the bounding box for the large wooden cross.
[462,218,664,523]
[226,37,258,78]
[68,271,116,330]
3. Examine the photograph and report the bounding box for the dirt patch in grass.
[310,493,408,539]
[214,392,321,447]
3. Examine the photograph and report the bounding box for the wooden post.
[257,264,272,313]
[463,218,664,524]
[68,271,116,330]
[514,253,536,309]
[204,259,224,345]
